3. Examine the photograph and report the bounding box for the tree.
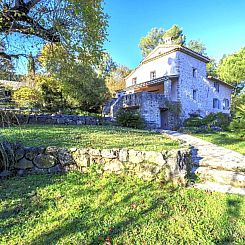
[106,66,131,96]
[139,28,165,57]
[206,58,218,77]
[216,47,245,89]
[162,25,185,45]
[0,0,108,68]
[139,25,186,57]
[35,75,64,111]
[38,44,109,112]
[187,40,206,55]
[96,52,117,79]
[12,86,41,107]
[27,53,36,75]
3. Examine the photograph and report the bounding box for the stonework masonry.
[0,143,192,184]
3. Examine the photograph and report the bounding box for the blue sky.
[103,0,245,69]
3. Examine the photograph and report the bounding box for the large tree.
[0,0,108,67]
[187,40,206,55]
[38,43,109,112]
[139,28,165,57]
[216,47,245,89]
[139,25,186,57]
[162,25,185,45]
[105,65,131,97]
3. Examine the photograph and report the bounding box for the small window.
[223,99,229,110]
[214,82,219,92]
[132,77,137,85]
[192,68,197,78]
[193,90,197,100]
[213,98,220,109]
[150,71,156,80]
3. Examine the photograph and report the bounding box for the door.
[160,109,169,129]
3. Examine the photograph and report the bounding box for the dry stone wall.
[9,114,113,126]
[0,144,192,184]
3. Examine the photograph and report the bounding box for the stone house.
[103,44,233,129]
[0,79,25,102]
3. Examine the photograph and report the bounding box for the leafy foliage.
[187,40,206,55]
[12,86,41,107]
[116,109,145,129]
[139,25,186,57]
[139,28,165,57]
[217,47,245,88]
[206,58,218,77]
[162,25,186,45]
[105,66,130,97]
[0,0,108,68]
[184,117,204,127]
[184,113,231,130]
[38,44,109,112]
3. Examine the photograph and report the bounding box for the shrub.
[13,87,42,108]
[203,113,230,130]
[184,117,204,127]
[229,104,245,131]
[116,109,145,129]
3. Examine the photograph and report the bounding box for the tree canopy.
[139,28,165,57]
[216,47,245,88]
[139,25,186,57]
[187,40,206,55]
[0,0,108,68]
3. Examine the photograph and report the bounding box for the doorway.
[160,109,169,129]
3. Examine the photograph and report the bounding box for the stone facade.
[0,143,192,184]
[103,45,233,129]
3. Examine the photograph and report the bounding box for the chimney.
[164,37,173,45]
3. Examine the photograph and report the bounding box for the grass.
[191,130,245,155]
[0,171,244,244]
[0,124,180,151]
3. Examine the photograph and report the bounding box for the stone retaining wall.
[0,144,192,183]
[7,113,113,126]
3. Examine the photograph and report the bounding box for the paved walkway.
[160,130,245,171]
[160,130,245,195]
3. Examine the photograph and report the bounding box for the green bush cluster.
[183,117,204,127]
[116,109,145,129]
[184,113,231,130]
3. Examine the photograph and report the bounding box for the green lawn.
[0,171,244,244]
[0,124,179,151]
[191,130,245,155]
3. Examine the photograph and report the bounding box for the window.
[192,68,197,78]
[213,98,220,109]
[150,71,156,80]
[193,90,197,100]
[214,81,219,92]
[223,99,229,110]
[132,77,137,85]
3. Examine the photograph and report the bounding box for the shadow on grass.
[214,196,244,244]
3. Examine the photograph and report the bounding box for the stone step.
[193,181,245,196]
[194,159,245,172]
[193,167,245,188]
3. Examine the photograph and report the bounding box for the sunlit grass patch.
[0,124,179,151]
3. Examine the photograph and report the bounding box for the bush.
[13,87,42,108]
[116,109,145,129]
[203,113,230,130]
[184,117,204,127]
[229,104,245,131]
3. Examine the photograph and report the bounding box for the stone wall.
[12,114,113,126]
[0,144,192,183]
[177,51,232,122]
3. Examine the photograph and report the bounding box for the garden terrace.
[0,125,180,151]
